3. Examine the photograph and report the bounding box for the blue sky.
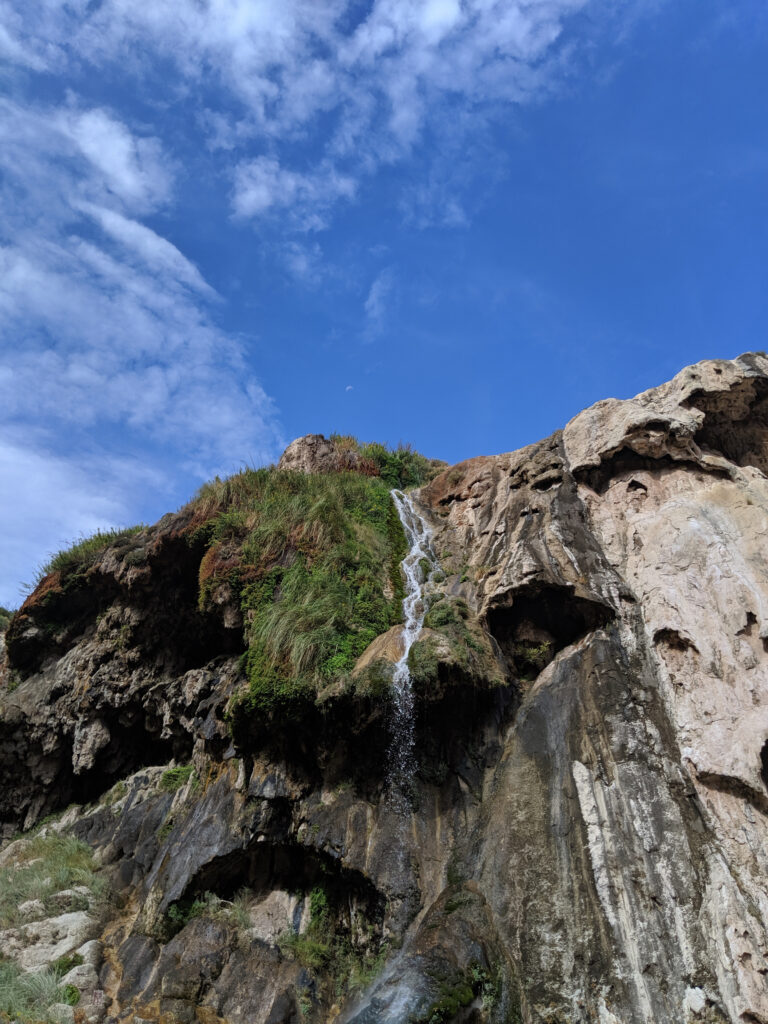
[0,0,766,607]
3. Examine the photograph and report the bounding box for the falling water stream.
[337,492,438,1023]
[388,489,437,805]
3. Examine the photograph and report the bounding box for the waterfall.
[388,489,437,804]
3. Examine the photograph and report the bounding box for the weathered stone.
[2,354,768,1023]
[15,911,100,971]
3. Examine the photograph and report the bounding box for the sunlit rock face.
[2,354,768,1024]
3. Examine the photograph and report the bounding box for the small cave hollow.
[760,740,768,794]
[653,628,699,654]
[485,584,614,684]
[688,377,768,475]
[129,534,247,674]
[67,716,192,807]
[174,840,385,943]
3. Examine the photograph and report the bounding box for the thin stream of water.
[387,489,437,804]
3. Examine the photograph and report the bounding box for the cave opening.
[485,583,614,683]
[172,839,385,944]
[760,740,768,793]
[67,717,192,807]
[687,377,768,474]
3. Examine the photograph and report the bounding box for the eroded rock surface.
[2,354,768,1023]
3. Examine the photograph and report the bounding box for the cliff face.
[2,354,768,1024]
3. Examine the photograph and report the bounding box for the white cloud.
[232,156,356,229]
[4,0,603,230]
[0,237,280,472]
[0,439,132,606]
[364,267,395,339]
[0,19,46,69]
[76,202,216,297]
[0,88,284,600]
[60,107,172,212]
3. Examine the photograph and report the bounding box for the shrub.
[0,606,13,633]
[62,984,80,1006]
[165,891,221,935]
[277,882,387,1001]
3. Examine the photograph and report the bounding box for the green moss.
[165,892,220,936]
[409,597,503,693]
[101,780,128,806]
[159,764,195,793]
[157,817,175,843]
[278,881,387,1004]
[411,964,497,1024]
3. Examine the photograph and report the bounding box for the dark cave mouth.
[760,739,768,793]
[67,717,193,807]
[485,583,614,683]
[168,839,385,941]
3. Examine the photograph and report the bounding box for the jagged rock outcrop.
[2,354,768,1024]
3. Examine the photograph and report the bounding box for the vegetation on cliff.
[36,526,146,584]
[194,465,410,713]
[5,439,441,713]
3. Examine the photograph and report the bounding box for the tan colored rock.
[352,625,404,676]
[277,433,369,475]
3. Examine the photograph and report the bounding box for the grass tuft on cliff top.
[193,439,439,714]
[35,525,147,584]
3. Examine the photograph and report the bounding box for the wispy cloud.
[3,0,601,231]
[0,438,135,605]
[76,202,216,298]
[363,267,396,340]
[232,156,356,230]
[0,87,283,598]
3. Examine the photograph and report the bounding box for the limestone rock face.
[2,354,768,1024]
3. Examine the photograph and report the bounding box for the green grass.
[192,467,411,713]
[37,525,146,583]
[0,961,79,1023]
[164,887,253,939]
[278,883,387,1001]
[328,436,445,490]
[159,764,195,793]
[0,833,106,929]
